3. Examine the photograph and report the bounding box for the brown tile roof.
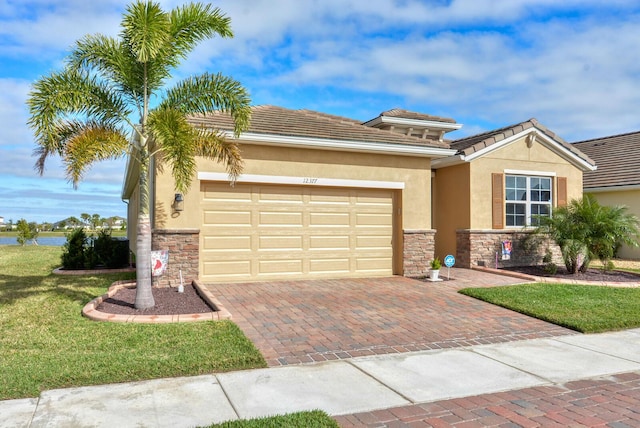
[188,105,450,149]
[573,131,640,189]
[450,118,595,166]
[378,108,457,124]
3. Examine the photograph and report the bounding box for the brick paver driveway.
[205,268,574,367]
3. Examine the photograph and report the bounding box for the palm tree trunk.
[135,213,154,309]
[134,148,155,309]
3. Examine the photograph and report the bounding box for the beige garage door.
[200,182,395,282]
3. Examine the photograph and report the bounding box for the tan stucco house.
[573,131,640,260]
[122,106,596,285]
[432,119,596,268]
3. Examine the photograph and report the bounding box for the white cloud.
[2,0,640,222]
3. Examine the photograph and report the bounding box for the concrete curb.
[472,265,640,287]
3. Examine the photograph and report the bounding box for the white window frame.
[505,174,553,227]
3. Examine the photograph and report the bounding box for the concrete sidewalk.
[3,328,640,428]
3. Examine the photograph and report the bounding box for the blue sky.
[1,0,640,223]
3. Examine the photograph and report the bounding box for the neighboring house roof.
[573,131,640,190]
[433,118,596,172]
[188,105,452,149]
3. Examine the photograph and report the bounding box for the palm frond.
[68,34,145,110]
[60,121,129,187]
[121,1,170,63]
[193,125,243,181]
[163,72,251,136]
[148,108,196,193]
[169,2,232,57]
[27,69,131,164]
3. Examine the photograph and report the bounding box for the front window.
[505,175,551,226]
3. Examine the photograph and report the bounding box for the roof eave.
[458,128,596,172]
[431,155,466,169]
[585,184,640,193]
[227,131,458,158]
[363,115,462,132]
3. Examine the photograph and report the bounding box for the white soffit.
[224,131,457,158]
[504,169,557,177]
[363,115,463,131]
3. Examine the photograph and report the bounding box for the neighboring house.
[0,216,4,225]
[122,106,595,285]
[573,131,640,260]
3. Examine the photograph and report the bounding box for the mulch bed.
[503,266,640,282]
[96,284,215,315]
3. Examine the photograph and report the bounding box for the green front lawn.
[0,246,266,400]
[460,283,640,333]
[202,411,340,428]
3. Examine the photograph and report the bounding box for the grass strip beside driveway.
[0,246,266,400]
[201,410,340,428]
[460,283,640,333]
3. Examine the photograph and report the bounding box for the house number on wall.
[303,177,318,184]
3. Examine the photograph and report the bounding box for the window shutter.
[492,173,504,229]
[557,177,567,207]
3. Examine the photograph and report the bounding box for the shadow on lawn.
[0,270,136,307]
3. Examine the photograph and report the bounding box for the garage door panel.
[201,183,395,282]
[309,212,350,226]
[203,235,251,251]
[309,258,351,273]
[356,258,393,272]
[309,235,350,250]
[356,235,392,249]
[203,184,252,202]
[356,213,393,226]
[309,189,351,204]
[203,260,251,277]
[259,235,303,250]
[259,186,304,203]
[204,210,252,225]
[258,259,303,275]
[259,211,303,226]
[356,191,394,205]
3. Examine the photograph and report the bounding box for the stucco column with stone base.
[151,229,199,288]
[403,229,436,277]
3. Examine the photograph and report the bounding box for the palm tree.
[80,213,91,227]
[537,195,640,273]
[27,1,250,308]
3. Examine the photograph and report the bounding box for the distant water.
[0,237,67,246]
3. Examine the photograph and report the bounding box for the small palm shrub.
[537,195,640,273]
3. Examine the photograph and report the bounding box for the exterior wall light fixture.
[174,193,184,212]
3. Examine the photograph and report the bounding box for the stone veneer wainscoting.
[403,229,436,277]
[151,229,200,287]
[456,229,562,269]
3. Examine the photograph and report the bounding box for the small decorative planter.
[429,257,443,282]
